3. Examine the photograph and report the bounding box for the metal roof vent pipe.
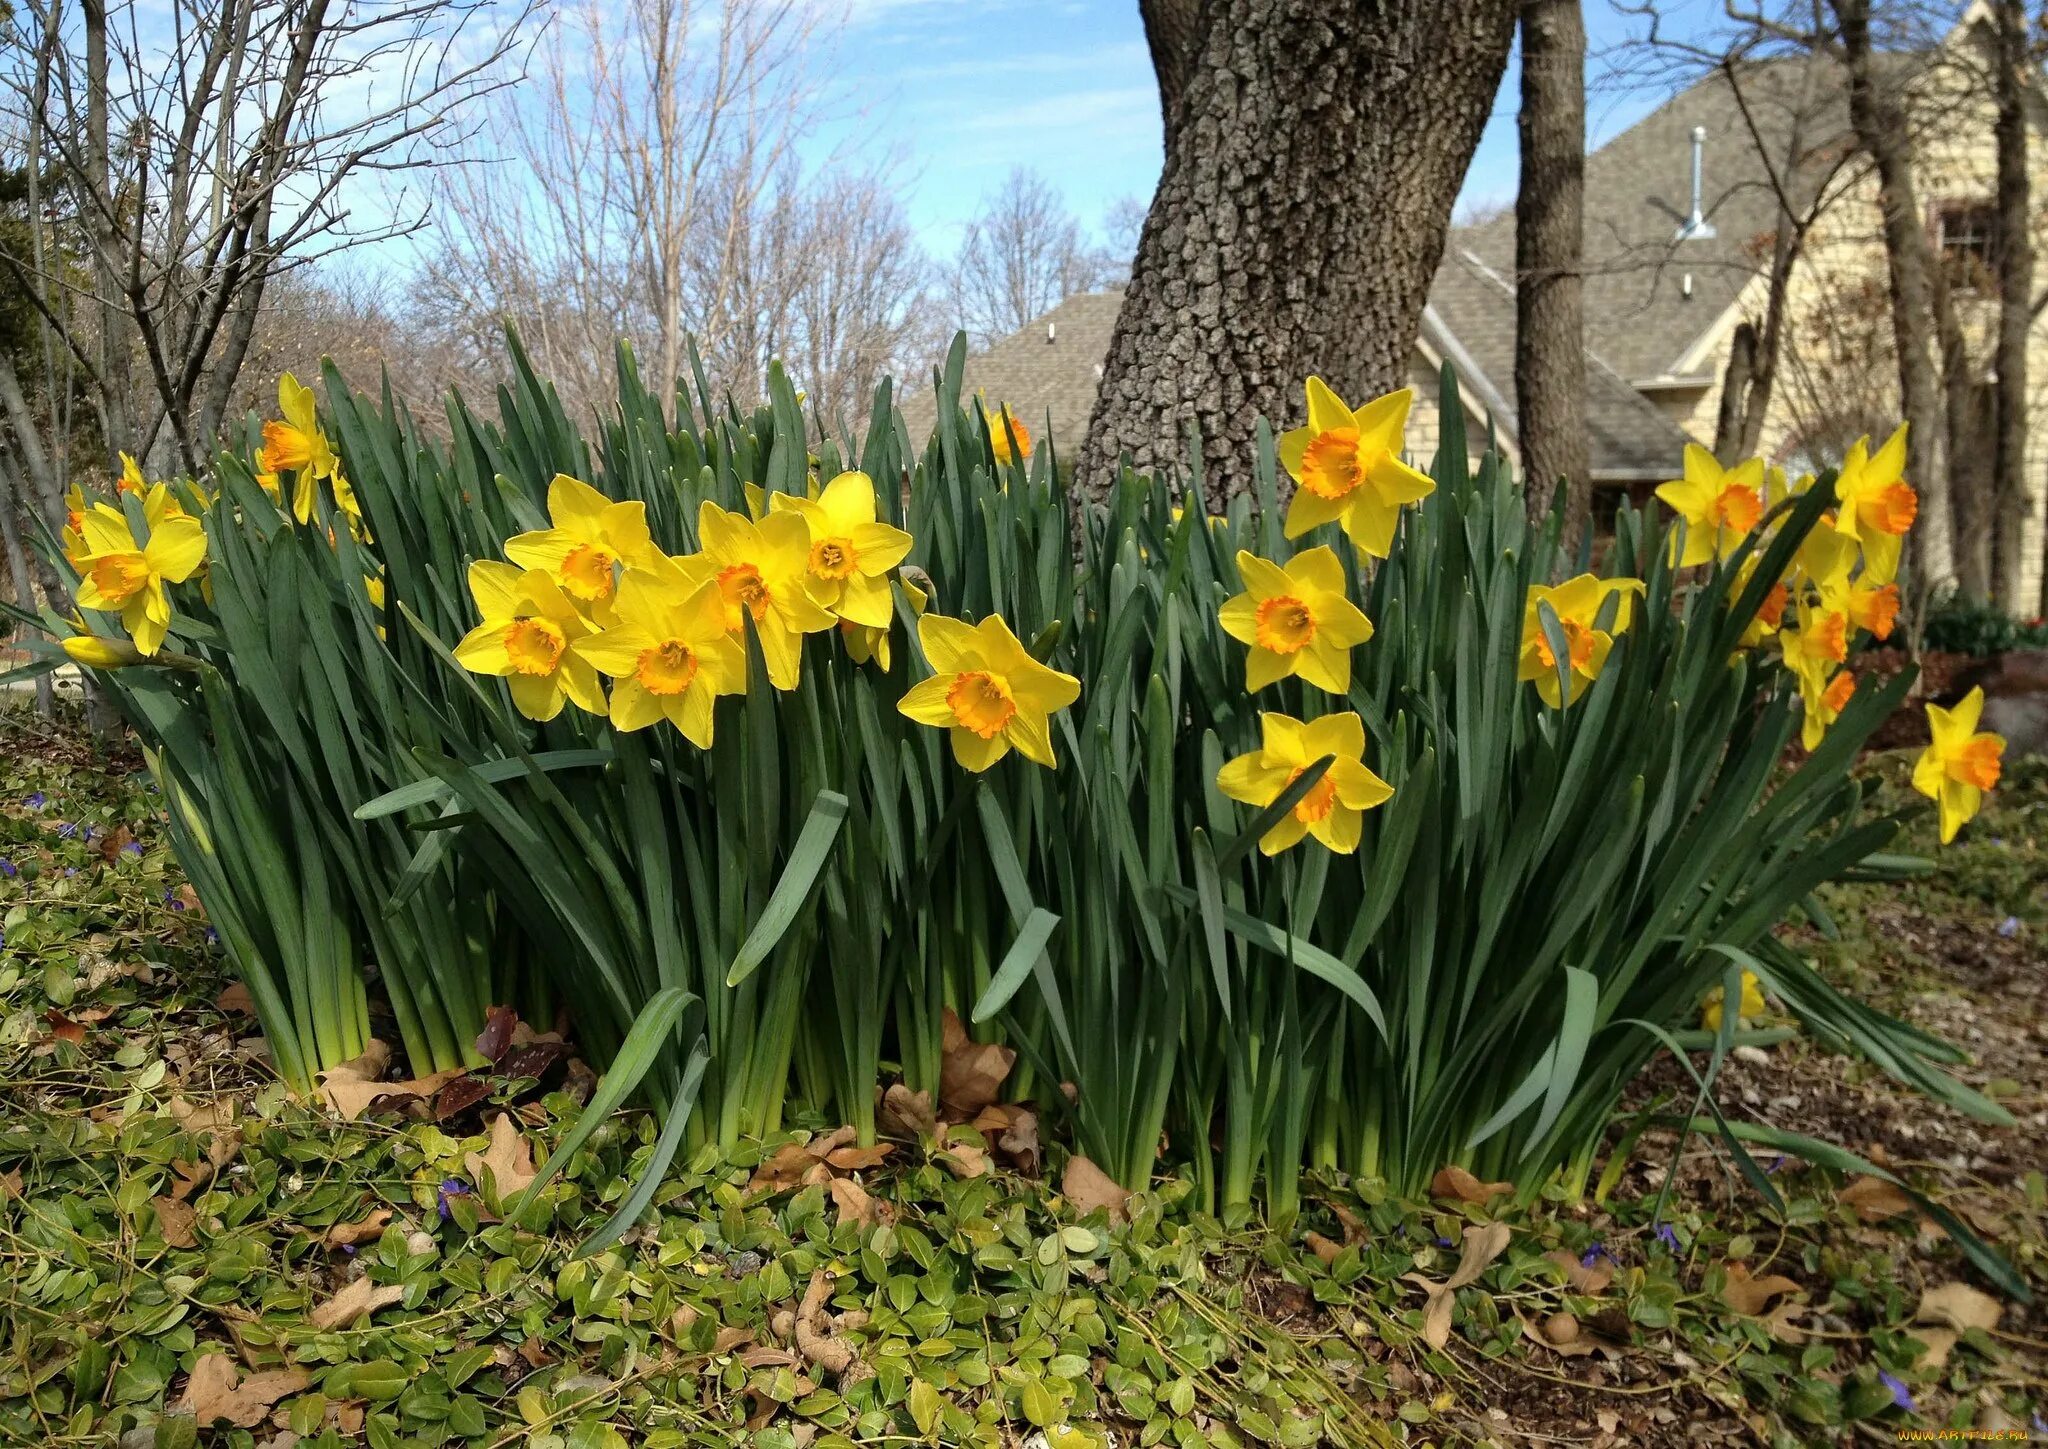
[1674,125,1717,241]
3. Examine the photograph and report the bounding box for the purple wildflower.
[1766,1155,1787,1174]
[1998,916,2021,938]
[121,839,142,857]
[55,822,79,839]
[62,867,76,877]
[1654,1222,1680,1252]
[0,858,14,878]
[204,927,219,946]
[1435,1236,1454,1248]
[340,1242,357,1257]
[23,792,44,809]
[164,889,184,910]
[1580,1243,1610,1268]
[437,1178,472,1222]
[1878,1370,1914,1412]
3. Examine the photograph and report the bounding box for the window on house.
[1934,202,2000,292]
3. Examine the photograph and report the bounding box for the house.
[916,8,2048,605]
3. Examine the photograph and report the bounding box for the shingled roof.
[898,292,1124,460]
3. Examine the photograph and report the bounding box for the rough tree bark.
[1991,0,2034,611]
[1515,0,1589,539]
[1833,0,1957,595]
[1079,0,1520,498]
[1139,0,1207,154]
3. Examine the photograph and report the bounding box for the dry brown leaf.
[175,1353,311,1428]
[828,1177,882,1229]
[1545,1248,1613,1295]
[878,1083,936,1139]
[793,1271,856,1378]
[824,1143,892,1171]
[1910,1326,1960,1369]
[309,1275,406,1331]
[750,1143,831,1194]
[1403,1222,1513,1350]
[324,1208,393,1248]
[464,1113,539,1201]
[1304,1231,1343,1266]
[167,1096,242,1201]
[0,1169,21,1201]
[1430,1164,1514,1205]
[938,1008,1016,1121]
[937,1141,989,1178]
[43,1009,86,1046]
[1540,1311,1579,1346]
[214,981,255,1015]
[153,1196,197,1248]
[1916,1282,2002,1335]
[1719,1264,1803,1316]
[1838,1174,1915,1222]
[1061,1155,1131,1223]
[318,1039,466,1122]
[1760,1300,1807,1345]
[972,1104,1042,1175]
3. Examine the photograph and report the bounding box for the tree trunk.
[1140,0,1208,154]
[1834,0,1956,597]
[1515,0,1588,539]
[1080,0,1519,497]
[1992,0,2034,612]
[1712,322,1757,459]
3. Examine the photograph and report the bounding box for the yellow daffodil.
[117,452,146,496]
[1832,424,1917,585]
[1778,598,1848,699]
[682,501,838,691]
[1217,547,1373,693]
[1701,969,1767,1032]
[258,373,338,523]
[770,470,914,628]
[1215,711,1394,855]
[1517,575,1645,706]
[988,403,1032,465]
[505,474,655,614]
[1656,445,1764,567]
[452,561,607,723]
[61,631,144,668]
[1732,554,1791,649]
[898,613,1080,771]
[843,571,926,671]
[576,560,745,746]
[62,483,88,566]
[1796,668,1857,750]
[1279,379,1435,557]
[69,487,207,656]
[1913,686,2004,844]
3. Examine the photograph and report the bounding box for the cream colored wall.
[1681,23,2048,608]
[1404,351,1522,473]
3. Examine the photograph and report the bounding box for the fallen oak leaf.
[823,1143,892,1171]
[938,1007,1015,1121]
[152,1196,197,1249]
[1545,1248,1614,1295]
[213,981,254,1015]
[1304,1231,1344,1267]
[828,1176,883,1229]
[174,1353,310,1428]
[318,1039,465,1121]
[1403,1222,1512,1350]
[749,1143,831,1194]
[1430,1164,1514,1206]
[323,1208,393,1249]
[878,1083,935,1139]
[1838,1174,1915,1223]
[1061,1155,1131,1223]
[1909,1326,1960,1370]
[1916,1282,2002,1335]
[42,1009,86,1046]
[308,1275,405,1331]
[936,1140,989,1179]
[464,1113,539,1202]
[1719,1264,1804,1316]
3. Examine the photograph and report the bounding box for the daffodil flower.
[1832,424,1917,584]
[772,471,914,628]
[70,488,208,656]
[118,452,146,496]
[898,613,1080,771]
[258,373,339,523]
[1701,970,1766,1032]
[1517,575,1644,706]
[505,474,655,614]
[1278,379,1435,557]
[680,500,839,691]
[987,403,1031,465]
[843,571,926,671]
[1796,668,1856,750]
[1777,597,1849,700]
[1215,711,1393,855]
[1656,444,1764,567]
[1913,686,2004,844]
[1217,547,1373,693]
[1731,554,1791,649]
[576,560,745,745]
[60,632,144,668]
[452,561,607,723]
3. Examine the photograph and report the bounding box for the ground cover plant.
[0,729,2040,1447]
[3,341,2023,1270]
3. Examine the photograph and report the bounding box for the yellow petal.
[951,727,1010,772]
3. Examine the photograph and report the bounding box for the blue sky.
[821,0,1726,259]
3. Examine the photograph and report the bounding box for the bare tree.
[1080,0,1519,497]
[946,168,1119,348]
[1990,0,2033,610]
[0,0,530,509]
[1516,0,1590,537]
